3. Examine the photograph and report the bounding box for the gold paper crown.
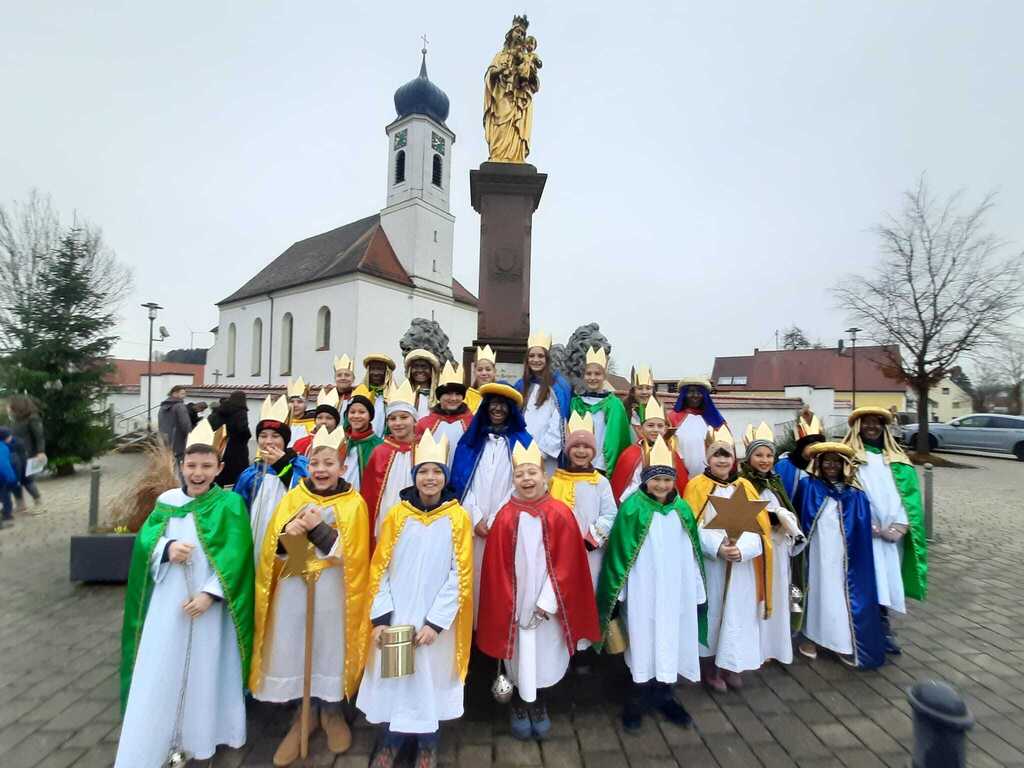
[404,348,440,369]
[286,376,307,399]
[643,395,666,423]
[363,353,396,370]
[310,424,346,453]
[705,424,735,451]
[438,361,465,388]
[743,421,775,448]
[585,346,608,369]
[316,386,340,409]
[806,441,854,459]
[848,406,893,427]
[333,354,354,373]
[632,365,654,387]
[512,441,543,468]
[475,345,497,365]
[414,428,449,466]
[795,413,824,439]
[386,378,417,407]
[185,418,227,453]
[259,394,290,423]
[567,411,594,435]
[527,330,551,351]
[646,435,674,468]
[679,377,712,391]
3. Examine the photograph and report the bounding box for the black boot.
[879,607,901,655]
[621,682,649,732]
[651,682,692,727]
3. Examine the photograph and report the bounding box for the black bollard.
[907,680,974,768]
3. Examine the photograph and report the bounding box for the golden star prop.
[704,492,768,542]
[279,532,315,580]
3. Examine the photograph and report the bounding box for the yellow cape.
[369,498,474,681]
[249,482,371,700]
[683,474,774,618]
[548,467,601,511]
[464,387,482,414]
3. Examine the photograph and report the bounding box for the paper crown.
[362,353,396,370]
[186,418,227,453]
[286,376,307,399]
[259,394,290,423]
[385,378,417,407]
[527,330,551,351]
[795,413,824,439]
[643,395,666,423]
[567,411,594,435]
[585,346,608,369]
[848,406,893,427]
[705,424,735,451]
[678,377,712,391]
[310,424,346,452]
[414,428,449,466]
[438,361,466,389]
[645,435,674,469]
[743,421,775,448]
[404,348,440,369]
[316,386,340,409]
[479,382,523,408]
[512,441,543,468]
[333,354,354,373]
[475,345,497,365]
[632,365,654,387]
[806,441,854,460]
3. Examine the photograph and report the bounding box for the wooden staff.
[278,529,318,759]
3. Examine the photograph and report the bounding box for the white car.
[902,413,1024,460]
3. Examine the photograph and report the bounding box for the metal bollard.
[907,680,974,768]
[88,464,101,532]
[923,462,934,541]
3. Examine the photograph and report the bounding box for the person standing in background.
[7,394,47,515]
[210,391,252,488]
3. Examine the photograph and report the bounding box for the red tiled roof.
[711,345,904,392]
[452,277,478,307]
[107,359,205,386]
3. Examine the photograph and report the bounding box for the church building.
[206,52,477,386]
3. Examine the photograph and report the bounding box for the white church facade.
[207,53,477,386]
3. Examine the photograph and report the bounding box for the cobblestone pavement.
[1,452,1023,767]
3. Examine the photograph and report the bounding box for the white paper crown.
[414,428,449,466]
[333,354,354,373]
[527,330,551,351]
[475,344,497,365]
[259,394,290,423]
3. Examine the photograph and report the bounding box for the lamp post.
[846,326,862,409]
[141,302,163,432]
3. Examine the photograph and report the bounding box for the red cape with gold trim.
[609,440,690,504]
[359,437,414,546]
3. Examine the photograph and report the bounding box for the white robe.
[698,484,765,673]
[115,489,246,768]
[249,471,288,563]
[253,504,347,703]
[804,496,854,654]
[856,451,908,614]
[427,418,468,468]
[358,515,463,733]
[343,444,361,491]
[370,393,387,437]
[523,384,563,475]
[565,475,618,589]
[462,435,514,625]
[619,461,643,505]
[376,449,414,538]
[756,487,805,665]
[288,424,309,448]
[675,413,709,478]
[507,511,568,703]
[414,391,432,421]
[578,394,609,472]
[623,510,706,684]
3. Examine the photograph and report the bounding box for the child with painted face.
[476,442,600,742]
[404,349,441,421]
[683,427,773,693]
[352,354,396,437]
[596,435,706,733]
[569,347,632,475]
[465,345,498,414]
[116,421,254,768]
[358,430,473,768]
[342,395,382,492]
[360,381,419,544]
[249,428,370,766]
[610,395,689,504]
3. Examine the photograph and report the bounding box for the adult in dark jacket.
[210,391,251,487]
[157,386,192,461]
[6,395,46,514]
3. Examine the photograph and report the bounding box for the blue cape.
[774,455,802,499]
[514,371,572,420]
[672,385,725,428]
[450,394,532,499]
[794,475,885,669]
[233,454,308,509]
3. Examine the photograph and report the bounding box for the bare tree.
[834,176,1024,454]
[975,327,1024,414]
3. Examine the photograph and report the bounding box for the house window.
[316,306,331,350]
[394,150,406,184]
[251,318,262,376]
[952,400,960,408]
[941,387,950,395]
[226,323,236,377]
[280,313,293,375]
[718,377,734,385]
[733,376,748,385]
[432,154,443,187]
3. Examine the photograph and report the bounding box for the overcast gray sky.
[2,2,1021,376]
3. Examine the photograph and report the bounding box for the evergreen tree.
[781,325,811,350]
[1,228,121,474]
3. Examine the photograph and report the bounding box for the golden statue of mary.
[484,16,541,163]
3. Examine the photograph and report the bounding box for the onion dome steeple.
[393,48,450,125]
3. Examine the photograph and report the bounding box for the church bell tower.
[380,48,456,297]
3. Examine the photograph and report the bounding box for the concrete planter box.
[70,533,136,583]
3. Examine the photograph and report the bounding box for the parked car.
[902,413,1024,460]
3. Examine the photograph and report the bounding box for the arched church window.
[316,306,331,350]
[280,313,293,375]
[251,318,262,376]
[226,323,236,377]
[394,151,406,184]
[432,154,442,187]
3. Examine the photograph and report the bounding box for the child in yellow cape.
[357,429,474,768]
[249,425,370,768]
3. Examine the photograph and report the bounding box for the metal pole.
[147,315,154,432]
[924,462,934,541]
[907,680,973,768]
[88,464,101,532]
[851,336,857,409]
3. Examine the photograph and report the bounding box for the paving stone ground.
[1,451,1023,767]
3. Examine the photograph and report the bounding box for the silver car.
[902,413,1024,460]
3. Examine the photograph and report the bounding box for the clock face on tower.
[431,132,445,156]
[394,129,408,150]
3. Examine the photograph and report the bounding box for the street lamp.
[846,326,862,409]
[141,302,163,431]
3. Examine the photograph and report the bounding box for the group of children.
[117,336,928,768]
